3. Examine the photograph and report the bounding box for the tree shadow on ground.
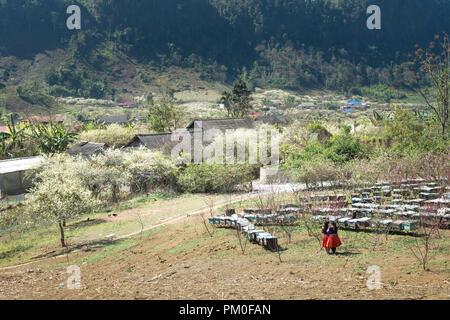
[67,218,107,230]
[333,251,361,256]
[30,238,116,260]
[0,244,33,260]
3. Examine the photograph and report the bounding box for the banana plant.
[0,115,26,158]
[30,121,78,155]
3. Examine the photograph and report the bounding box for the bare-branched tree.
[411,34,449,136]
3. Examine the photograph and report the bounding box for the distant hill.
[0,0,449,113]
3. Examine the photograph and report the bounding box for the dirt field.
[0,212,448,300]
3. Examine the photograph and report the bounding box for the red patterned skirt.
[321,235,329,248]
[325,234,342,248]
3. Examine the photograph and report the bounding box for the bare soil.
[0,214,448,300]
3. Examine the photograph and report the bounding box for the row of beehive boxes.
[208,214,280,250]
[312,215,419,231]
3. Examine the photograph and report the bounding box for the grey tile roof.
[127,118,255,152]
[186,118,254,132]
[97,115,129,124]
[67,141,107,156]
[127,133,176,150]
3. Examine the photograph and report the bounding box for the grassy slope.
[0,210,448,299]
[0,192,242,268]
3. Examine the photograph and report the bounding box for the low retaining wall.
[259,167,291,184]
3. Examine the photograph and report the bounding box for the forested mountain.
[0,0,449,98]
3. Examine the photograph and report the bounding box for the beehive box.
[356,217,371,228]
[391,220,404,230]
[402,221,418,231]
[247,230,265,241]
[338,217,351,227]
[379,219,393,229]
[347,219,358,229]
[264,236,279,251]
[244,208,272,215]
[256,233,272,245]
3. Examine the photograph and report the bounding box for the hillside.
[0,0,449,116]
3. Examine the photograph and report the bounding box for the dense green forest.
[0,0,449,97]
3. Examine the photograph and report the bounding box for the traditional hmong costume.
[325,225,342,249]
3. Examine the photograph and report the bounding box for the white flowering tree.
[122,148,178,193]
[25,149,178,247]
[89,149,129,202]
[27,155,100,247]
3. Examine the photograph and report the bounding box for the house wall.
[260,167,290,183]
[0,170,33,197]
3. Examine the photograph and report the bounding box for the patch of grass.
[134,226,165,239]
[0,192,206,267]
[74,238,140,264]
[111,193,184,212]
[0,244,33,260]
[0,225,69,267]
[53,226,165,268]
[165,236,211,255]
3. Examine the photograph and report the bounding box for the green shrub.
[327,131,363,164]
[29,149,178,203]
[286,157,338,189]
[381,105,449,155]
[284,125,363,167]
[177,164,255,193]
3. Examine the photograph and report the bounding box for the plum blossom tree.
[27,164,100,247]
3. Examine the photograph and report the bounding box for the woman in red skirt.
[321,221,330,254]
[326,221,342,254]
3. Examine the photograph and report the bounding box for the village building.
[255,114,286,125]
[297,102,316,109]
[186,118,255,133]
[134,116,147,122]
[347,100,362,106]
[67,141,108,156]
[125,133,178,153]
[249,112,263,118]
[97,115,129,125]
[118,102,138,109]
[343,107,355,113]
[0,156,45,197]
[126,118,256,153]
[277,104,296,111]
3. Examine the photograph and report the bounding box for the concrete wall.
[0,170,33,197]
[260,167,290,184]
